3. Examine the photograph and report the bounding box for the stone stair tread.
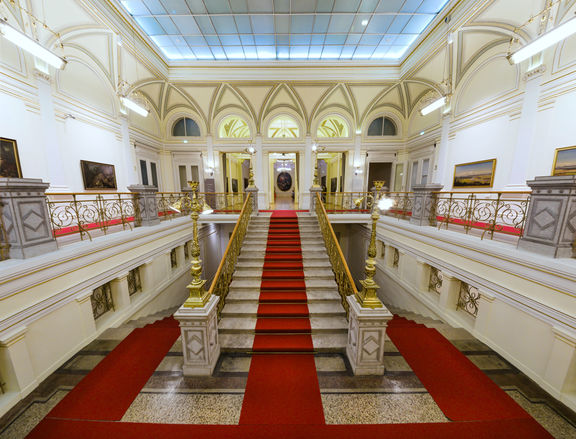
[218,317,257,331]
[312,333,347,351]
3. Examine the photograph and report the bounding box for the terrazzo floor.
[1,310,575,438]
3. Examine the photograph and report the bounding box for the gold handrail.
[315,192,358,318]
[208,193,253,317]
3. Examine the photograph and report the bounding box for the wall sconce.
[206,167,214,177]
[354,167,363,175]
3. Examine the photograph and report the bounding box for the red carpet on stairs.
[240,210,325,425]
[47,317,180,421]
[387,315,532,422]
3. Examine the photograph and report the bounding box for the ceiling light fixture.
[420,97,446,116]
[509,17,576,64]
[0,19,66,69]
[361,19,369,26]
[120,96,149,117]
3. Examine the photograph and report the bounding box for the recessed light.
[420,131,425,136]
[362,19,368,26]
[183,140,188,143]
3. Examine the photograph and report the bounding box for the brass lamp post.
[170,181,213,308]
[356,180,394,309]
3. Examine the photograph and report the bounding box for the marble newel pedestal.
[174,295,221,376]
[346,295,393,375]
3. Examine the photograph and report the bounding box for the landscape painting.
[453,159,496,188]
[552,146,576,176]
[80,160,117,190]
[0,137,23,178]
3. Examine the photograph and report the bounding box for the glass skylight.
[119,0,450,61]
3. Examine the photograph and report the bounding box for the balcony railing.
[315,192,358,317]
[47,193,137,241]
[208,193,253,317]
[326,189,531,243]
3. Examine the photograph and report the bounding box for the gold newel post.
[171,181,213,308]
[356,180,387,309]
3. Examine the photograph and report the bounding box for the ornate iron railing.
[428,266,442,294]
[392,247,399,268]
[209,193,253,317]
[321,192,373,213]
[457,281,480,318]
[157,192,188,220]
[47,193,138,241]
[127,267,142,296]
[315,193,358,317]
[91,282,114,320]
[433,191,530,240]
[383,192,413,220]
[0,201,9,261]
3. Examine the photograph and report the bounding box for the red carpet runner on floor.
[387,315,532,421]
[239,210,325,425]
[47,317,180,421]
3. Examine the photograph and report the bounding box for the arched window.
[317,115,349,138]
[268,116,300,138]
[367,116,397,136]
[218,116,251,138]
[172,117,201,136]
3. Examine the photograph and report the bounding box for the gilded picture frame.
[453,159,496,188]
[552,146,576,176]
[0,137,23,178]
[80,160,117,190]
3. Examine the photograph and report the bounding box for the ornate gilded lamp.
[170,181,213,308]
[356,180,395,309]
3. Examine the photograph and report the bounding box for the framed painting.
[0,137,23,178]
[552,146,576,176]
[80,160,117,190]
[453,159,496,188]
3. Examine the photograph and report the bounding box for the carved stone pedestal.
[346,295,393,375]
[174,295,220,376]
[410,183,444,226]
[127,184,160,227]
[245,186,259,215]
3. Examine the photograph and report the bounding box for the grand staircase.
[219,213,348,352]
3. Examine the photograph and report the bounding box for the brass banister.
[315,192,358,318]
[208,192,253,317]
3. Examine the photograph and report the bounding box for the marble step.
[219,333,347,353]
[238,249,328,258]
[237,252,330,262]
[236,260,332,269]
[232,268,334,279]
[220,301,346,318]
[225,288,342,303]
[229,278,338,290]
[218,316,348,333]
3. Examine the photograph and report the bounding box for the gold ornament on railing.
[169,181,214,308]
[356,180,393,309]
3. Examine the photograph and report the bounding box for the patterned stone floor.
[1,310,575,438]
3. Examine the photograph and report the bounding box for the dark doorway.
[367,162,392,190]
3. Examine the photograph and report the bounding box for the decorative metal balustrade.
[321,192,373,213]
[315,193,358,317]
[457,281,480,318]
[127,267,142,296]
[433,191,530,240]
[91,282,114,320]
[47,193,138,241]
[157,192,188,220]
[0,201,9,261]
[383,192,413,220]
[428,266,443,294]
[208,193,253,317]
[392,247,399,268]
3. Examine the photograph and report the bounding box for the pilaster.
[75,290,97,335]
[544,327,576,394]
[0,327,35,396]
[110,273,131,311]
[438,272,460,310]
[174,295,220,376]
[415,258,430,293]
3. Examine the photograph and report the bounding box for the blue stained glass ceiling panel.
[119,0,450,61]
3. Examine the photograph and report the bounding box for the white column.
[120,116,139,187]
[75,290,97,335]
[505,69,544,190]
[159,151,176,192]
[110,273,131,311]
[351,134,363,191]
[439,272,460,310]
[254,134,265,208]
[0,327,36,397]
[302,135,313,210]
[36,72,68,191]
[544,327,576,394]
[432,113,451,185]
[206,134,215,171]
